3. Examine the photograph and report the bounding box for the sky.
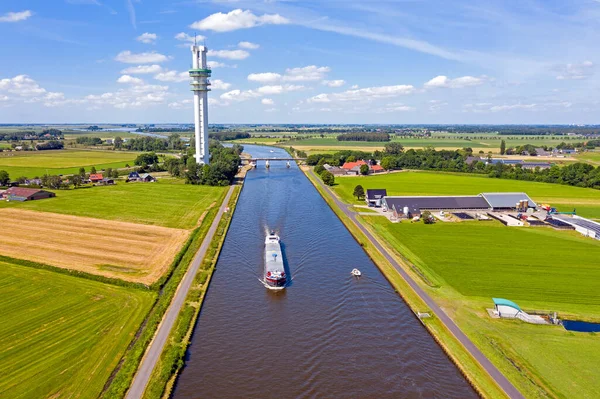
[1,0,600,124]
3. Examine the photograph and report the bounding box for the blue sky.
[1,0,600,124]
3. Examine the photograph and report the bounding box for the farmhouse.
[2,187,55,201]
[89,173,103,183]
[365,189,387,207]
[128,171,141,181]
[140,173,156,182]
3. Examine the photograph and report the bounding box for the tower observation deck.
[190,45,211,165]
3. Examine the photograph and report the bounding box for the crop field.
[363,216,600,397]
[333,171,600,219]
[0,260,154,399]
[0,180,226,229]
[0,150,137,178]
[0,209,189,284]
[575,151,600,165]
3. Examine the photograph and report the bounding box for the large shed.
[382,195,489,217]
[493,298,522,318]
[3,187,55,201]
[481,192,536,210]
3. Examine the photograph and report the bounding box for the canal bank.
[172,145,478,399]
[303,168,520,399]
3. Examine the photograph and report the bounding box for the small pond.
[563,320,600,333]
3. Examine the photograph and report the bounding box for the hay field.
[0,260,154,399]
[0,209,189,284]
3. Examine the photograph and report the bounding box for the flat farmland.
[0,209,189,284]
[0,150,137,178]
[0,180,226,229]
[0,260,154,399]
[333,171,600,220]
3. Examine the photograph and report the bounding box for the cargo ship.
[264,232,286,289]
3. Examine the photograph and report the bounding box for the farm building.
[382,195,489,218]
[89,173,103,183]
[128,171,141,181]
[140,173,156,182]
[98,178,115,186]
[323,164,347,176]
[365,189,387,207]
[493,298,521,318]
[480,192,536,210]
[2,187,55,201]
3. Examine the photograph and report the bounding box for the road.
[309,170,525,399]
[125,185,235,399]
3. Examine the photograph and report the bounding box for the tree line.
[209,131,251,141]
[0,129,64,141]
[336,132,391,142]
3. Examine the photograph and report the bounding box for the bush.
[314,165,325,175]
[320,170,335,186]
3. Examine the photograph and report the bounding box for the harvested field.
[0,209,189,284]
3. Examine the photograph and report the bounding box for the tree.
[114,136,123,149]
[71,174,83,188]
[500,139,506,155]
[78,167,86,179]
[380,157,394,171]
[360,164,369,175]
[320,170,335,186]
[90,166,97,174]
[353,184,365,199]
[134,152,159,167]
[346,155,356,163]
[384,142,404,155]
[0,170,9,186]
[314,165,325,175]
[422,210,435,224]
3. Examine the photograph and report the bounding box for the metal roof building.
[383,195,490,216]
[480,192,536,209]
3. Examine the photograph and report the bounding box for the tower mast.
[189,44,211,164]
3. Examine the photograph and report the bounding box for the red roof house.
[89,173,104,182]
[341,160,367,170]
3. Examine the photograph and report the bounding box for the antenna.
[194,33,197,46]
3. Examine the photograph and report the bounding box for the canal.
[172,145,477,398]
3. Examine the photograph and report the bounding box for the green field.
[0,180,226,229]
[0,260,155,399]
[333,171,600,220]
[0,150,137,178]
[575,151,600,165]
[363,216,600,397]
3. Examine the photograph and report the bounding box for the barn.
[365,189,387,207]
[480,192,536,210]
[3,187,56,201]
[382,195,490,218]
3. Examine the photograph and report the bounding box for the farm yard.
[0,149,137,178]
[0,209,189,284]
[333,171,600,220]
[0,179,226,229]
[361,216,600,398]
[0,260,154,399]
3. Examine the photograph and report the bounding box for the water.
[563,320,600,332]
[172,145,477,399]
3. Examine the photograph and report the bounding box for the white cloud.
[207,61,233,69]
[322,79,345,87]
[556,61,594,80]
[175,32,205,44]
[376,103,415,113]
[154,70,188,82]
[238,41,259,49]
[257,84,304,95]
[489,103,537,112]
[0,75,47,96]
[220,89,261,102]
[84,82,169,109]
[117,75,144,85]
[115,51,170,64]
[121,65,162,74]
[136,32,157,44]
[351,84,359,89]
[264,108,278,112]
[210,79,231,90]
[261,98,274,105]
[207,49,250,60]
[0,95,9,101]
[424,75,485,89]
[308,84,415,103]
[126,0,136,29]
[0,10,32,23]
[248,72,282,83]
[190,9,289,32]
[283,65,330,81]
[168,99,192,109]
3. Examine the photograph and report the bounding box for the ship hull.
[264,233,286,290]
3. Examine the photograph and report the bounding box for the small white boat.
[270,150,274,153]
[286,161,291,168]
[351,268,361,277]
[265,160,270,168]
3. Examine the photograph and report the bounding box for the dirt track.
[0,209,189,284]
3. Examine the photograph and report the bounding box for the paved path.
[309,170,524,399]
[125,185,235,399]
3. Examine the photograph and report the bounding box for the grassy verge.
[100,199,224,398]
[303,168,507,399]
[141,185,242,399]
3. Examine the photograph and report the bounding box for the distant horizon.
[3,123,600,127]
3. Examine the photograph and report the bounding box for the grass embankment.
[142,185,241,399]
[0,261,155,399]
[333,171,600,220]
[363,218,600,398]
[0,149,137,178]
[303,168,507,399]
[100,194,225,398]
[0,179,227,229]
